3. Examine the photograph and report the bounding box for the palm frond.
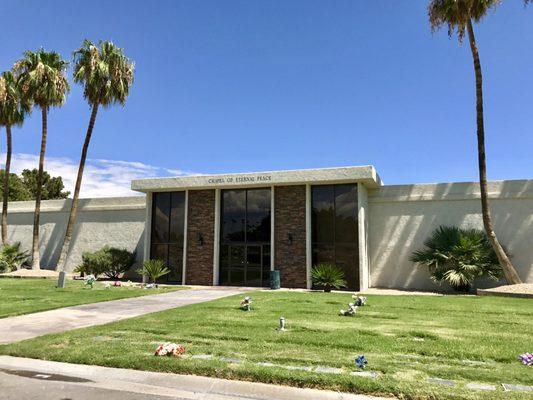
[72,40,134,107]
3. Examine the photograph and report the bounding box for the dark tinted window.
[150,192,185,283]
[311,184,359,290]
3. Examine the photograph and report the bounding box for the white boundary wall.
[368,179,533,290]
[2,178,532,290]
[3,197,146,271]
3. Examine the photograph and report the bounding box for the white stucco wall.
[367,179,533,290]
[4,196,146,272]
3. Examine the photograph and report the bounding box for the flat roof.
[131,165,382,192]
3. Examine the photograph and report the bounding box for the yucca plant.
[138,259,170,284]
[410,225,502,292]
[0,242,30,273]
[311,263,347,292]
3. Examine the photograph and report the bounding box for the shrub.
[79,246,136,279]
[0,242,30,273]
[410,225,503,292]
[311,263,347,292]
[138,259,170,284]
[105,247,136,279]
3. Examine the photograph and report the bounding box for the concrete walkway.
[0,287,246,345]
[0,356,389,400]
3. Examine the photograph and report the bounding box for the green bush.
[0,242,30,273]
[311,263,347,292]
[137,259,170,284]
[410,225,503,292]
[79,246,136,279]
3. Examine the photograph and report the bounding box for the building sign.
[207,174,272,185]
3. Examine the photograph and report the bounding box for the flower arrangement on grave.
[518,353,533,366]
[240,296,252,311]
[154,343,186,357]
[352,293,367,306]
[355,354,368,369]
[339,302,358,316]
[113,281,122,287]
[84,274,96,288]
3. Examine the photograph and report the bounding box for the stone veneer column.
[274,185,307,288]
[186,189,215,285]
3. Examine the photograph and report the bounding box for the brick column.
[274,185,307,288]
[186,189,215,285]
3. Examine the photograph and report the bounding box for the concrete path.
[0,287,246,345]
[0,356,389,400]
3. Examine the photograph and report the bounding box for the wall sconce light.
[197,233,204,247]
[288,233,293,245]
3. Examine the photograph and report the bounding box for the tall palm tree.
[14,50,69,269]
[56,40,134,272]
[428,0,523,284]
[0,71,31,245]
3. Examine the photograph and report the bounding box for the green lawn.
[1,291,532,399]
[0,279,183,318]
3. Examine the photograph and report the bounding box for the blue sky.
[0,1,532,196]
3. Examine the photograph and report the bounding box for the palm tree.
[428,0,524,284]
[13,50,69,269]
[0,71,31,245]
[56,40,134,272]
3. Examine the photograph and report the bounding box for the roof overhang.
[132,166,382,193]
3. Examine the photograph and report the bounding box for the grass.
[0,278,183,318]
[1,291,532,399]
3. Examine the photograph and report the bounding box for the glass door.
[219,189,271,287]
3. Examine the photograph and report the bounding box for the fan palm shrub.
[311,263,347,292]
[13,49,69,269]
[138,259,170,284]
[0,242,30,273]
[410,225,502,292]
[56,40,134,272]
[427,0,526,284]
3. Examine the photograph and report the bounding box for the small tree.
[138,259,170,284]
[21,169,70,200]
[410,225,502,292]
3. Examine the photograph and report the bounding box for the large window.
[219,188,271,287]
[312,184,359,290]
[150,192,185,283]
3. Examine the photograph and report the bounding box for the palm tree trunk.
[466,19,522,284]
[56,104,99,271]
[2,125,13,245]
[31,106,48,270]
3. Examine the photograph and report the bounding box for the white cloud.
[0,153,198,198]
